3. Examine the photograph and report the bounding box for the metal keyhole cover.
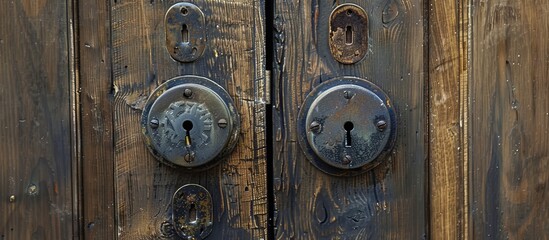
[165,2,206,62]
[141,75,240,170]
[297,76,396,176]
[172,184,213,239]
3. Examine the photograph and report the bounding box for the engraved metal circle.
[141,76,239,170]
[297,76,396,176]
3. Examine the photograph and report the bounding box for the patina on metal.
[141,75,240,170]
[297,76,396,176]
[172,184,213,239]
[165,2,206,62]
[329,4,369,64]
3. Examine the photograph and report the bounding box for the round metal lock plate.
[141,76,239,170]
[297,76,396,176]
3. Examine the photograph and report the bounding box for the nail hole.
[181,7,188,15]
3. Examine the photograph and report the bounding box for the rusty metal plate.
[165,2,206,62]
[141,75,240,170]
[172,184,213,239]
[329,4,369,64]
[297,76,396,176]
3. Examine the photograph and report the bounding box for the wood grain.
[428,0,469,238]
[0,0,73,239]
[272,0,427,238]
[470,0,549,238]
[110,0,267,238]
[78,0,116,238]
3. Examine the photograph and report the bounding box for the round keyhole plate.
[141,75,240,170]
[297,76,396,176]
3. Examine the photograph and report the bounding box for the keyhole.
[183,120,193,146]
[181,24,189,43]
[188,203,197,223]
[345,26,353,45]
[344,121,354,147]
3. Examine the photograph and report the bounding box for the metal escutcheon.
[141,75,240,170]
[172,184,213,239]
[297,76,396,176]
[165,2,206,62]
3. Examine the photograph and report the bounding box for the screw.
[344,90,353,99]
[342,155,352,165]
[218,118,228,128]
[150,118,159,129]
[183,88,193,98]
[376,120,387,131]
[309,121,321,133]
[184,152,195,162]
[9,195,15,203]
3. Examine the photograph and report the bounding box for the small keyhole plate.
[172,184,213,239]
[297,76,396,176]
[165,2,206,62]
[141,75,240,170]
[329,4,368,64]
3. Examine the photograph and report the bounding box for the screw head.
[376,120,387,131]
[344,90,354,99]
[9,195,15,203]
[342,155,352,165]
[218,118,227,128]
[309,121,322,133]
[150,118,159,129]
[184,152,195,162]
[183,88,193,98]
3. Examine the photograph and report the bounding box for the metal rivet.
[150,118,159,129]
[344,90,353,99]
[184,152,195,162]
[28,184,38,195]
[342,155,352,165]
[183,88,193,98]
[9,195,15,203]
[218,118,227,128]
[376,120,387,131]
[309,121,322,133]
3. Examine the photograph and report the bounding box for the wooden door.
[2,0,549,239]
[79,0,268,239]
[271,0,427,238]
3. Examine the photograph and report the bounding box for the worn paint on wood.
[272,0,426,238]
[428,0,469,238]
[470,0,549,238]
[110,0,267,238]
[0,0,73,239]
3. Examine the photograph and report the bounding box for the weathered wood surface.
[470,0,549,238]
[0,0,74,239]
[111,0,267,238]
[272,0,426,238]
[78,0,116,238]
[428,0,469,238]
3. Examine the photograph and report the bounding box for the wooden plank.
[272,0,426,238]
[470,0,549,238]
[110,0,267,238]
[78,0,116,238]
[0,0,73,239]
[428,0,469,238]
